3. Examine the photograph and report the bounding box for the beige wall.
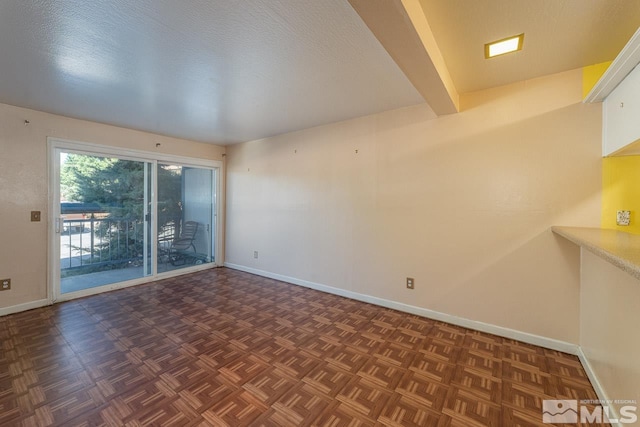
[226,68,602,343]
[581,250,640,405]
[0,102,224,310]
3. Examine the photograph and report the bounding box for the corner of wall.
[583,61,612,100]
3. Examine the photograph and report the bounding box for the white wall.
[0,102,224,311]
[580,250,640,406]
[225,68,602,344]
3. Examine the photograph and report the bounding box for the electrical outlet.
[1,279,10,291]
[254,251,258,259]
[406,277,414,289]
[617,210,631,226]
[31,211,41,222]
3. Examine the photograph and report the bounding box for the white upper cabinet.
[584,27,640,156]
[603,64,640,156]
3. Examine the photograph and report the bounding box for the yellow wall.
[226,68,602,344]
[582,61,611,99]
[602,156,640,234]
[0,103,224,311]
[589,61,640,234]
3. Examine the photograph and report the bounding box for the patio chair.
[169,221,199,265]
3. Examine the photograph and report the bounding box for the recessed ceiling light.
[484,34,524,59]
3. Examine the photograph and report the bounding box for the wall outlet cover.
[406,277,414,289]
[617,210,631,226]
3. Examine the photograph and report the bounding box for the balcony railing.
[61,217,176,275]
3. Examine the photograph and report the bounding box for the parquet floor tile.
[378,393,442,427]
[0,267,603,426]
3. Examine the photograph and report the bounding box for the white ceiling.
[419,0,640,93]
[0,0,424,145]
[1,1,639,145]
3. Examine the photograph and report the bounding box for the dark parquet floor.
[0,268,605,426]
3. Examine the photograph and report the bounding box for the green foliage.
[61,154,146,218]
[60,154,183,274]
[61,154,184,223]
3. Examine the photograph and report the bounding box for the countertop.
[552,226,640,280]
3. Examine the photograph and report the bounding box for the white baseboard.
[224,262,579,355]
[2,264,579,356]
[577,347,624,427]
[0,299,51,317]
[577,347,610,403]
[2,264,221,314]
[5,265,615,423]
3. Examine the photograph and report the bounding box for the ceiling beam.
[349,0,459,115]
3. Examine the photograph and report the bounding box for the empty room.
[1,0,640,425]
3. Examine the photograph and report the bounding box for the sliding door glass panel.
[157,164,214,273]
[59,152,152,293]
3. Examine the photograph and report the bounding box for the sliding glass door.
[50,140,220,300]
[57,152,152,294]
[157,164,216,273]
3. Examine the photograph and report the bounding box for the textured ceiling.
[0,0,425,145]
[2,1,639,145]
[419,0,640,93]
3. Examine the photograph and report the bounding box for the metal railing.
[61,217,176,274]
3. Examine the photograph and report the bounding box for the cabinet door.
[603,64,640,155]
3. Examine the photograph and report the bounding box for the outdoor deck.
[60,260,194,293]
[60,218,211,294]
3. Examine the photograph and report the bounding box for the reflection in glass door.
[157,164,215,273]
[57,151,152,294]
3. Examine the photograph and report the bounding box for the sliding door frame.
[47,137,223,304]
